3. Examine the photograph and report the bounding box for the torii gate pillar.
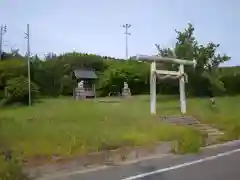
[179,64,186,114]
[150,61,157,114]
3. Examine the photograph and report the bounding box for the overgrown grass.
[0,157,29,180]
[0,96,202,163]
[0,94,239,168]
[154,95,240,141]
[187,96,240,140]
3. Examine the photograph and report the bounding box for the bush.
[0,157,29,180]
[4,76,39,105]
[60,75,75,96]
[0,90,4,100]
[172,128,204,154]
[224,124,240,140]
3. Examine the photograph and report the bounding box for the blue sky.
[1,0,239,66]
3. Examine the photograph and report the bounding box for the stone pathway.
[160,116,224,145]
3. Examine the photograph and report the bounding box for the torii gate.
[136,54,196,115]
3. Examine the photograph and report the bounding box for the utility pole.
[0,25,7,60]
[122,24,131,60]
[25,24,31,106]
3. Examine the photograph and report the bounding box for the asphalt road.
[54,141,240,180]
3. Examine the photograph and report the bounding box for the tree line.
[0,23,239,105]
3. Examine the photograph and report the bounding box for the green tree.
[158,23,231,96]
[97,61,149,96]
[4,76,39,105]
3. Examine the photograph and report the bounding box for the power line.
[0,25,7,60]
[122,24,131,60]
[25,24,31,106]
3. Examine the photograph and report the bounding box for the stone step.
[194,126,219,132]
[194,123,210,127]
[195,128,223,136]
[160,116,200,126]
[160,116,224,139]
[193,125,211,130]
[205,131,225,143]
[192,124,224,135]
[193,124,214,128]
[208,131,224,136]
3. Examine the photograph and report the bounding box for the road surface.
[51,141,240,180]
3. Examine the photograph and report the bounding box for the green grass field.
[0,95,239,164]
[187,96,240,140]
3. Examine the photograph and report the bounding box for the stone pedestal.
[122,82,131,98]
[75,88,86,100]
[122,88,131,98]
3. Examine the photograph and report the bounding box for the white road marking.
[121,148,240,180]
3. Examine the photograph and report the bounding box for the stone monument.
[75,80,86,99]
[122,81,131,97]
